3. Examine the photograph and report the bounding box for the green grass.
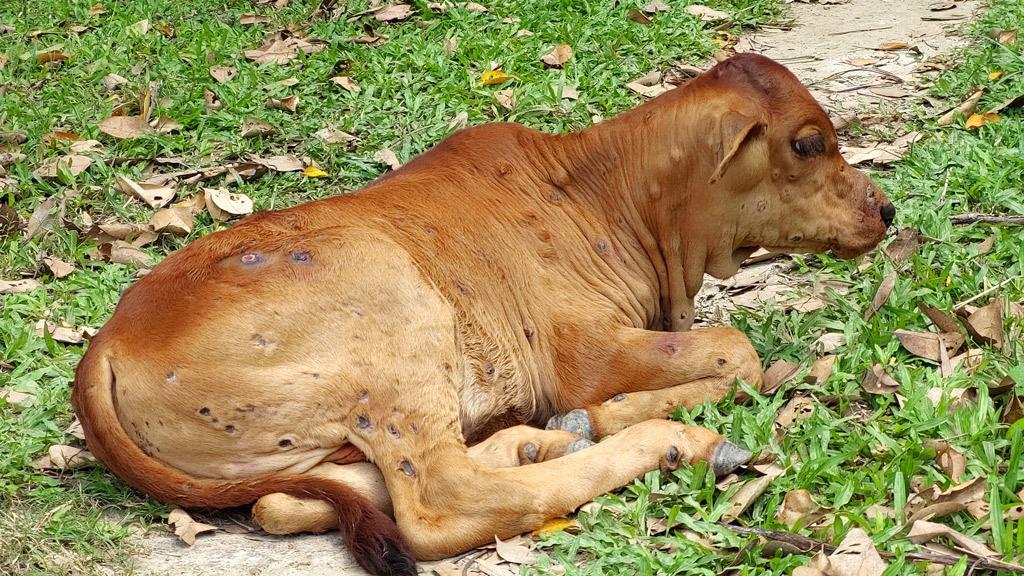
[0,0,783,573]
[532,2,1024,575]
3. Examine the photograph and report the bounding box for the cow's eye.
[792,133,825,157]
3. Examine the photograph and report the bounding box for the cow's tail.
[71,341,416,576]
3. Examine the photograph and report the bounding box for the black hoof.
[712,441,752,477]
[565,438,594,454]
[545,409,594,440]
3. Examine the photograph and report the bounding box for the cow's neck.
[550,90,745,331]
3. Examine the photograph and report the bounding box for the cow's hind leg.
[253,427,585,535]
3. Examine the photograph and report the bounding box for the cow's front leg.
[547,326,762,446]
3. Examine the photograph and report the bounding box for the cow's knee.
[253,492,338,535]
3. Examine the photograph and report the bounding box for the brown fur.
[72,54,891,573]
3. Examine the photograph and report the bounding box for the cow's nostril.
[879,203,896,228]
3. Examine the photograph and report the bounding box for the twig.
[955,276,1020,309]
[811,66,904,87]
[828,25,893,36]
[950,213,1024,225]
[722,525,1024,573]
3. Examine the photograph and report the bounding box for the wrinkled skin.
[72,54,891,573]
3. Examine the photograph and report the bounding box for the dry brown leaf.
[375,4,414,21]
[495,90,515,110]
[26,196,64,239]
[443,36,458,55]
[101,73,128,91]
[686,4,730,22]
[331,76,360,93]
[98,115,151,139]
[494,535,538,564]
[878,41,909,50]
[204,188,253,221]
[722,475,773,522]
[315,126,358,146]
[804,355,836,386]
[66,419,85,440]
[149,207,193,236]
[992,29,1018,45]
[628,9,653,24]
[464,2,488,12]
[204,89,223,111]
[847,57,879,66]
[1,388,34,406]
[34,47,71,64]
[240,14,272,25]
[864,273,896,320]
[240,117,275,138]
[894,330,964,362]
[937,446,966,481]
[100,241,153,267]
[561,86,578,100]
[642,0,671,13]
[776,396,815,429]
[965,299,1003,347]
[35,319,90,344]
[1004,394,1024,425]
[267,95,298,112]
[43,257,75,278]
[168,508,218,546]
[114,175,175,208]
[69,139,104,154]
[813,332,845,354]
[775,489,821,529]
[244,32,325,65]
[884,228,922,264]
[0,279,42,294]
[938,89,984,126]
[540,44,573,68]
[907,519,997,558]
[762,359,800,395]
[254,154,302,172]
[826,527,888,576]
[40,445,96,470]
[209,65,237,83]
[908,477,985,515]
[861,364,899,395]
[374,148,402,171]
[916,302,963,335]
[33,155,92,179]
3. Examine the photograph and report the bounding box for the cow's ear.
[708,109,766,185]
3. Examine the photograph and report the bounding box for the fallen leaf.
[34,47,71,64]
[642,0,671,13]
[168,508,218,546]
[908,477,986,516]
[240,117,275,138]
[481,70,511,86]
[244,32,326,65]
[685,4,730,22]
[33,155,92,179]
[464,2,488,13]
[884,228,922,264]
[628,9,653,24]
[443,36,458,55]
[151,116,182,134]
[43,257,75,278]
[864,272,896,320]
[494,90,515,110]
[895,330,964,362]
[204,89,223,111]
[516,29,533,38]
[926,440,966,481]
[254,154,303,172]
[917,302,963,334]
[149,207,193,236]
[561,86,578,100]
[35,320,90,344]
[99,241,153,267]
[494,535,538,564]
[66,419,85,440]
[374,148,402,171]
[976,236,996,254]
[1004,394,1023,424]
[804,355,836,386]
[761,359,800,395]
[239,14,272,25]
[0,388,34,406]
[989,70,1003,80]
[964,299,1003,347]
[98,115,152,139]
[25,196,64,239]
[531,517,579,536]
[907,519,997,558]
[938,89,984,126]
[114,175,175,208]
[991,29,1018,45]
[69,139,104,154]
[315,127,357,148]
[375,4,414,21]
[102,73,128,91]
[127,19,150,35]
[775,396,815,429]
[540,44,573,68]
[0,279,42,294]
[929,1,956,10]
[267,95,298,112]
[775,489,820,528]
[331,76,360,93]
[303,166,328,178]
[847,57,879,66]
[869,86,913,99]
[44,445,96,470]
[965,112,999,129]
[722,475,773,522]
[204,188,253,221]
[878,41,909,50]
[813,332,845,354]
[862,364,899,395]
[209,65,237,83]
[826,527,888,576]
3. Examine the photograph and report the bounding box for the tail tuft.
[343,506,417,576]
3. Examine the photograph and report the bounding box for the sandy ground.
[131,1,981,574]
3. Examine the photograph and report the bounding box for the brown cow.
[72,54,893,575]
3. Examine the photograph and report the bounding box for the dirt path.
[131,1,980,574]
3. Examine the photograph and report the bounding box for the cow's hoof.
[521,442,539,463]
[545,409,593,440]
[712,441,752,477]
[565,438,594,454]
